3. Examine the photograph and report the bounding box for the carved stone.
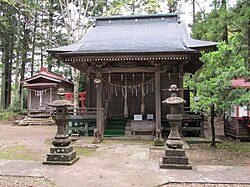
[160,84,192,169]
[43,88,79,165]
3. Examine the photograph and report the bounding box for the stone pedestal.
[160,148,192,169]
[43,146,79,165]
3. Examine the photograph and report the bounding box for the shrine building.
[47,14,217,142]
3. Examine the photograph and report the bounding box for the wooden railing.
[67,107,108,133]
[68,107,97,116]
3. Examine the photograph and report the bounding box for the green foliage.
[187,0,250,115]
[190,42,248,114]
[217,142,250,152]
[7,96,21,113]
[0,110,17,120]
[106,0,179,15]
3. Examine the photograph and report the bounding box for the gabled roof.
[48,14,216,55]
[47,14,217,73]
[22,67,73,85]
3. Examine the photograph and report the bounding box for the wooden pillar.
[141,73,145,115]
[124,76,128,118]
[179,62,184,137]
[49,87,53,115]
[179,62,184,99]
[96,70,102,136]
[154,63,164,145]
[28,89,31,116]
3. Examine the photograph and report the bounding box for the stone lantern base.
[159,148,192,169]
[43,146,79,165]
[154,138,164,146]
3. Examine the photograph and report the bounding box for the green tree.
[106,0,180,15]
[188,0,249,147]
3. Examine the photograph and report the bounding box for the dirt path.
[0,118,249,186]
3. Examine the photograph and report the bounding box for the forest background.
[0,0,249,120]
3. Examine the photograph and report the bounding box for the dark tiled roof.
[48,14,217,55]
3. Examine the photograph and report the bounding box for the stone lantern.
[160,84,192,169]
[43,88,79,165]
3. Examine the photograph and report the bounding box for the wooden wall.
[87,72,180,119]
[224,118,250,140]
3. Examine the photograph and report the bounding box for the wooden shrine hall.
[48,14,217,142]
[19,67,73,126]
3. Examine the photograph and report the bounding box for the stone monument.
[43,88,79,165]
[160,84,192,169]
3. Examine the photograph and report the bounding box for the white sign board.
[239,106,248,117]
[134,114,143,121]
[147,114,154,120]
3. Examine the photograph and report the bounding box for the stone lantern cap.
[48,88,72,107]
[48,100,72,107]
[162,97,186,105]
[162,84,186,105]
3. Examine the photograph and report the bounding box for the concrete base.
[160,148,192,170]
[154,138,164,146]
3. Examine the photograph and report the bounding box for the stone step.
[18,118,55,126]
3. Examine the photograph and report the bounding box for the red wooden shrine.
[224,77,250,140]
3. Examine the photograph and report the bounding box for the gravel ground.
[0,176,53,187]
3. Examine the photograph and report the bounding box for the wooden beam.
[28,89,31,116]
[98,67,155,73]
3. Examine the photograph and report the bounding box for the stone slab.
[160,163,192,170]
[0,159,43,177]
[195,165,250,184]
[184,137,222,144]
[160,168,205,182]
[161,165,250,184]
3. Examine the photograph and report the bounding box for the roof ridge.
[96,13,179,21]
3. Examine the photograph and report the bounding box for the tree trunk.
[210,104,216,148]
[14,12,21,96]
[192,0,196,25]
[6,26,14,107]
[48,0,54,71]
[247,13,250,70]
[1,49,6,109]
[1,26,12,109]
[31,11,38,76]
[20,24,29,110]
[221,0,228,43]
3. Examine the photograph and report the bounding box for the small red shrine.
[22,67,74,117]
[224,77,250,140]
